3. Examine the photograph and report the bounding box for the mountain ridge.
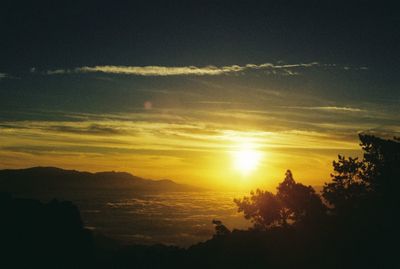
[0,166,203,192]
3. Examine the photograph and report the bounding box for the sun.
[232,144,263,174]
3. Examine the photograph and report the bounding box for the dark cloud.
[48,124,125,135]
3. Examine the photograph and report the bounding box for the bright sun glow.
[232,143,263,175]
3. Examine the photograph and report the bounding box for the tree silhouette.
[277,170,326,225]
[322,134,400,216]
[212,219,231,236]
[359,134,400,195]
[319,134,400,268]
[322,155,367,215]
[234,170,325,229]
[234,189,282,229]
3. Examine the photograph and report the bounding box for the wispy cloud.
[44,62,330,77]
[192,101,238,105]
[0,73,8,80]
[287,106,364,112]
[1,108,397,186]
[46,124,126,135]
[46,69,67,75]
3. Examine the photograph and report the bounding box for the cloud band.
[46,62,323,76]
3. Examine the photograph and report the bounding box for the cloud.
[45,62,326,77]
[0,73,8,80]
[44,62,369,77]
[287,106,364,112]
[47,124,126,135]
[193,101,237,105]
[1,108,397,187]
[46,69,71,75]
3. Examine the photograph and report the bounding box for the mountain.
[0,166,202,193]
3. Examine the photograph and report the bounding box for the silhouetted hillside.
[0,192,93,268]
[0,167,203,192]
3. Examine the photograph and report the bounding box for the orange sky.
[0,109,365,191]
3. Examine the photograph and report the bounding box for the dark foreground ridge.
[1,134,399,268]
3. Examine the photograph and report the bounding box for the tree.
[234,170,325,230]
[234,189,283,229]
[322,134,400,215]
[319,135,400,267]
[277,170,326,225]
[358,134,400,195]
[212,220,231,236]
[322,155,367,215]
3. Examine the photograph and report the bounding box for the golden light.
[232,143,263,175]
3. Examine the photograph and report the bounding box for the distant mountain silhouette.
[0,167,202,193]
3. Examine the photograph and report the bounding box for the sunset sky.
[1,1,399,190]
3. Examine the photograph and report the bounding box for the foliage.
[212,219,231,236]
[234,189,282,229]
[277,170,326,224]
[322,155,367,214]
[235,134,400,231]
[322,134,400,215]
[359,134,400,193]
[234,170,326,229]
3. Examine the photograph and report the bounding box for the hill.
[0,166,202,193]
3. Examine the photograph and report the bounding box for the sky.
[0,1,399,190]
